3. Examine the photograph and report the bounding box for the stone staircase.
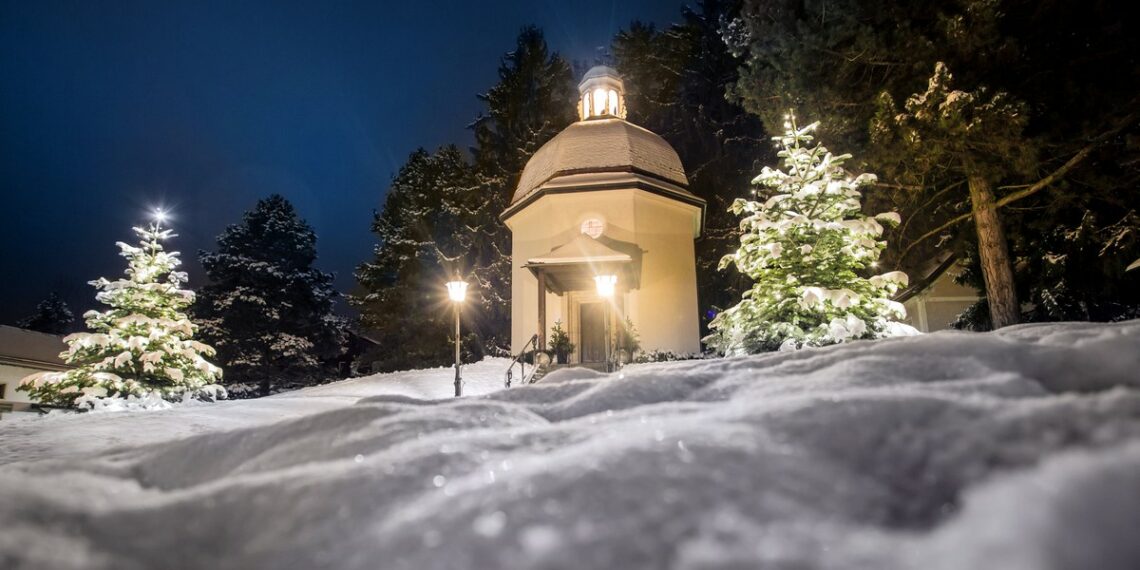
[527,362,610,384]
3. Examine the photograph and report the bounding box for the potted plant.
[616,317,641,364]
[549,320,575,364]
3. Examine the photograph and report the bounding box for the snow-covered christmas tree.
[21,214,224,409]
[706,116,915,354]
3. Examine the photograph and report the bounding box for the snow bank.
[0,358,512,464]
[1,322,1138,569]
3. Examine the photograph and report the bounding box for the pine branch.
[899,107,1140,262]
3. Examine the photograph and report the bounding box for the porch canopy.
[523,234,641,295]
[522,234,642,351]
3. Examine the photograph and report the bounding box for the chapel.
[502,66,705,364]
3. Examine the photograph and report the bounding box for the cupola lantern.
[578,65,627,120]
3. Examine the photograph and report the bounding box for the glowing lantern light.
[446,279,468,303]
[595,274,617,298]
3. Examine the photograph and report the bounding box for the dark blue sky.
[0,0,684,324]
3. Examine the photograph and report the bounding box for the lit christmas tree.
[21,212,224,409]
[706,116,915,354]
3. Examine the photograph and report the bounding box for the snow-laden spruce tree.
[706,116,914,354]
[21,218,224,409]
[18,292,74,335]
[195,195,346,396]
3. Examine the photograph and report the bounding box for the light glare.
[594,274,617,298]
[446,279,468,302]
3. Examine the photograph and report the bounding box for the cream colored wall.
[628,193,701,355]
[507,189,701,357]
[0,364,40,403]
[901,266,980,332]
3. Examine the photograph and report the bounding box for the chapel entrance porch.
[523,234,641,368]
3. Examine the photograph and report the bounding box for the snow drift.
[2,322,1139,569]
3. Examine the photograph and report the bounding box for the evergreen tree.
[354,148,478,371]
[21,221,223,409]
[871,62,1034,328]
[707,118,912,354]
[18,292,74,335]
[472,26,577,178]
[195,195,346,396]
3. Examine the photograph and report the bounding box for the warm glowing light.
[593,88,607,117]
[607,89,619,115]
[446,279,468,302]
[594,274,617,298]
[154,209,167,222]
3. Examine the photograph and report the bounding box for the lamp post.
[594,274,617,372]
[446,278,468,397]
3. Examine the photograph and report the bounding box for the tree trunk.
[968,175,1020,329]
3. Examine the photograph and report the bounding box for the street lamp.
[594,274,617,371]
[446,277,468,397]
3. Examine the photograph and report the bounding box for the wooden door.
[579,303,606,363]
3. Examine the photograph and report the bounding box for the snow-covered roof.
[0,325,67,371]
[511,118,691,205]
[524,234,643,293]
[581,65,620,82]
[525,234,633,265]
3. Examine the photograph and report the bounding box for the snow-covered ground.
[0,358,512,464]
[2,322,1139,569]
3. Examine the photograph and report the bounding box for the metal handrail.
[504,334,539,388]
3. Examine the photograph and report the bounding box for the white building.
[0,325,67,409]
[502,66,705,363]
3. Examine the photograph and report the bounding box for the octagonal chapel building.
[501,66,705,363]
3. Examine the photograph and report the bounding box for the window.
[608,89,619,115]
[580,218,604,238]
[593,89,607,117]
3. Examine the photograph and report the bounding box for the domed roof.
[581,65,620,82]
[511,118,690,205]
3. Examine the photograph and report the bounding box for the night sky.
[0,0,684,325]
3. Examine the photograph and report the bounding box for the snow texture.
[2,322,1140,569]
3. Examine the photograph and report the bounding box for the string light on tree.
[20,212,225,409]
[706,115,917,354]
